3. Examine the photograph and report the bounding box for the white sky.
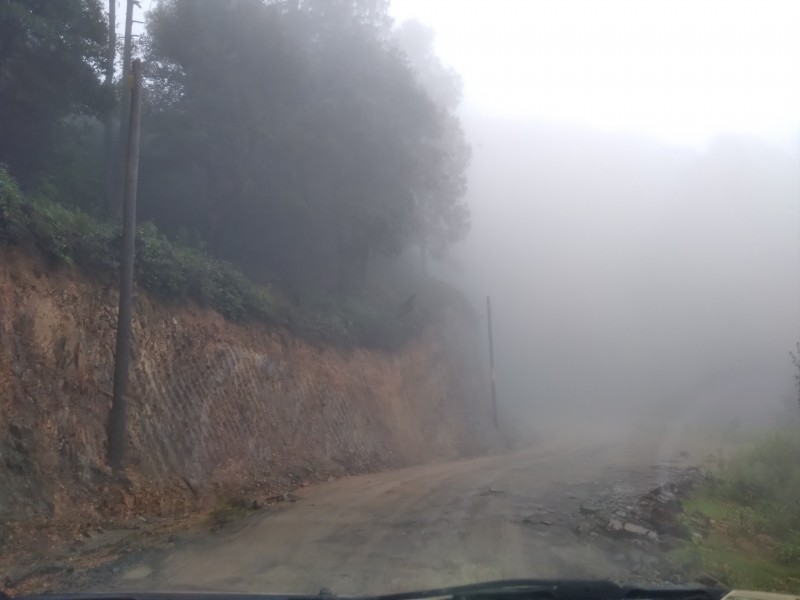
[390,0,800,147]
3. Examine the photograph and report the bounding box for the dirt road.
[100,427,719,595]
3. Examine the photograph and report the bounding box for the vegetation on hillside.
[0,0,471,299]
[672,432,800,592]
[1,166,466,348]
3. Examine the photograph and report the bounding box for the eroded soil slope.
[0,249,496,534]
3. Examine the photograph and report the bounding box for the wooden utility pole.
[107,58,142,472]
[487,295,498,429]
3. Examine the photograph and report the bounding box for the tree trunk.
[335,213,348,296]
[107,59,143,472]
[103,0,116,217]
[112,0,135,218]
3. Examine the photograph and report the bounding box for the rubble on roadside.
[572,466,709,542]
[568,466,711,582]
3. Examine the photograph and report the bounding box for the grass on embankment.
[670,431,800,592]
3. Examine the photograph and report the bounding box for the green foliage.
[0,166,28,242]
[676,433,800,591]
[140,0,470,293]
[1,0,474,339]
[1,167,444,348]
[714,433,800,535]
[36,117,106,216]
[669,539,800,593]
[207,496,249,528]
[0,0,109,184]
[777,543,800,567]
[0,167,114,266]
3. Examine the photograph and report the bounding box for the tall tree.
[392,19,472,265]
[791,342,800,411]
[141,0,458,294]
[0,0,107,185]
[112,0,136,216]
[103,0,117,216]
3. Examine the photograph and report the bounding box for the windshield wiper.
[359,579,729,600]
[6,579,730,600]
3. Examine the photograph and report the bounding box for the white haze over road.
[390,0,800,431]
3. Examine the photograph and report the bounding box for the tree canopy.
[0,0,472,297]
[0,0,108,185]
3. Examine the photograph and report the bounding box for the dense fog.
[448,117,799,433]
[392,0,800,434]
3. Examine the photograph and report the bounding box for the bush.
[0,166,437,348]
[0,169,30,244]
[776,543,800,566]
[715,433,800,536]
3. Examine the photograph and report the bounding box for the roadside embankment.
[0,247,498,539]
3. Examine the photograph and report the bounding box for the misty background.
[453,119,799,432]
[388,0,800,432]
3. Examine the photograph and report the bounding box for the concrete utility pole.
[487,295,498,429]
[108,58,142,472]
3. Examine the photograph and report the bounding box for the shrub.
[716,433,800,536]
[776,543,800,566]
[0,167,447,348]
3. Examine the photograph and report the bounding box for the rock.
[251,499,261,510]
[623,523,650,536]
[539,518,553,526]
[642,554,660,568]
[689,511,711,532]
[627,548,644,565]
[121,564,153,580]
[283,492,298,503]
[695,573,724,587]
[647,530,660,542]
[606,518,625,534]
[579,505,599,515]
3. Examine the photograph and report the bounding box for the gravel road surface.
[102,427,718,595]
